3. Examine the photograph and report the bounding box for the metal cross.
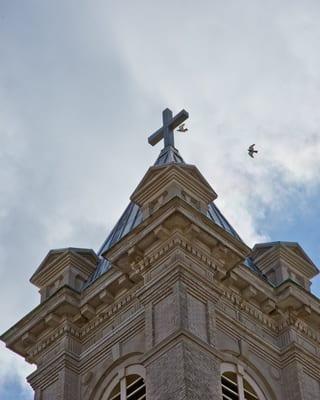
[148,108,189,149]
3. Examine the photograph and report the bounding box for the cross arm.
[148,108,189,147]
[168,109,189,130]
[148,127,163,146]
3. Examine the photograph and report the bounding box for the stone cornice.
[19,284,143,364]
[137,259,220,307]
[27,321,81,362]
[277,311,320,346]
[276,280,320,309]
[81,268,121,301]
[134,233,220,275]
[219,282,320,356]
[220,288,278,332]
[81,290,140,340]
[1,286,80,355]
[5,228,320,368]
[217,298,320,375]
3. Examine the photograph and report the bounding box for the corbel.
[72,313,86,325]
[45,313,61,328]
[222,271,239,287]
[128,246,144,265]
[154,224,171,240]
[183,223,200,240]
[211,243,228,263]
[297,305,311,319]
[128,269,142,283]
[99,289,114,305]
[117,274,134,291]
[21,332,37,347]
[242,285,257,300]
[81,304,96,320]
[261,298,276,314]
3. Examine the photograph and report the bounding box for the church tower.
[2,109,320,400]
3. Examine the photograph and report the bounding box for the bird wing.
[249,152,254,158]
[248,144,255,151]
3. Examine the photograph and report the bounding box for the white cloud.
[1,0,320,395]
[0,342,34,396]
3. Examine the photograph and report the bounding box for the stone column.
[282,361,320,400]
[60,367,80,400]
[145,338,222,400]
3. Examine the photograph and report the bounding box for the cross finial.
[148,108,189,149]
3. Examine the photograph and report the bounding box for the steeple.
[85,109,242,287]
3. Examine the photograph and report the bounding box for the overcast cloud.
[1,1,320,398]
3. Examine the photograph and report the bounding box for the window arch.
[221,364,267,400]
[98,364,146,400]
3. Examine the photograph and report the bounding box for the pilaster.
[282,360,320,400]
[145,337,222,400]
[137,243,224,399]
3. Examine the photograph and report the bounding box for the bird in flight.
[248,144,258,158]
[177,123,188,132]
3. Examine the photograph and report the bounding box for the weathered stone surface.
[146,340,221,400]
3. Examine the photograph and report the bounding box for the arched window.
[221,371,258,400]
[221,364,267,400]
[108,374,146,400]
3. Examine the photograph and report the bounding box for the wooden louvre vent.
[221,372,259,400]
[109,375,146,400]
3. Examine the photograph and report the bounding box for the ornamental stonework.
[1,109,320,400]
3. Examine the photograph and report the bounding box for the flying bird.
[177,123,188,132]
[248,144,258,158]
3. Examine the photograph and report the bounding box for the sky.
[1,1,320,398]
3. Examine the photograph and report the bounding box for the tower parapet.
[30,247,99,301]
[251,241,318,291]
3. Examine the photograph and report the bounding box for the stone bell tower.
[1,109,320,400]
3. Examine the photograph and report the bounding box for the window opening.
[108,374,146,400]
[221,372,259,400]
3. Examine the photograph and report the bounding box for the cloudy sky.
[1,1,320,398]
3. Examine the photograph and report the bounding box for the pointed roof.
[154,145,185,165]
[84,145,242,288]
[253,242,317,267]
[252,241,318,276]
[31,247,98,284]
